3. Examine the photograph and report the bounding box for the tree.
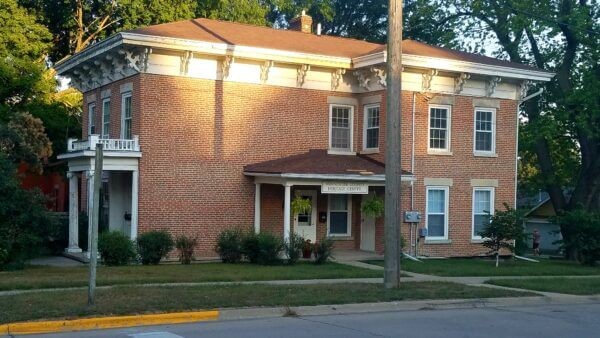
[479,205,526,267]
[431,0,600,258]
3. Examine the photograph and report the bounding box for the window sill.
[471,238,485,243]
[328,235,354,241]
[424,239,452,244]
[360,148,379,154]
[427,150,453,156]
[328,150,357,155]
[473,152,498,158]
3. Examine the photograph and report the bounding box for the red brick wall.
[79,73,517,258]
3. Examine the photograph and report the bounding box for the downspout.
[411,92,416,256]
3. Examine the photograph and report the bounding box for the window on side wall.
[426,186,449,239]
[329,104,353,153]
[428,105,451,153]
[88,102,96,135]
[328,194,351,236]
[474,108,496,155]
[472,187,494,239]
[363,104,380,151]
[101,98,110,139]
[121,92,132,139]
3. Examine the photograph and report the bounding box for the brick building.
[56,14,553,258]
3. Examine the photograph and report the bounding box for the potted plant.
[302,239,313,258]
[361,194,385,218]
[291,194,312,215]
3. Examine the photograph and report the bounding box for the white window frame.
[101,98,110,139]
[473,107,496,156]
[327,194,352,237]
[87,102,95,136]
[472,187,495,240]
[362,103,380,151]
[427,104,452,154]
[328,104,355,154]
[120,92,132,139]
[425,186,449,240]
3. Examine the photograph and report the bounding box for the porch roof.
[243,149,411,178]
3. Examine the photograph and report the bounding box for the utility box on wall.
[404,211,421,223]
[418,228,428,237]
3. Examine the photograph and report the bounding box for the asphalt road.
[8,303,600,338]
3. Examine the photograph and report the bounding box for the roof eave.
[54,34,124,74]
[244,172,416,182]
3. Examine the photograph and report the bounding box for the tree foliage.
[479,204,526,267]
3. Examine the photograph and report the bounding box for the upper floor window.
[474,108,496,154]
[121,92,132,139]
[426,186,449,239]
[472,187,494,239]
[363,104,380,150]
[429,105,451,152]
[329,104,354,153]
[88,103,95,135]
[101,98,110,139]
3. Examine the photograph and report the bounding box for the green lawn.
[487,277,600,295]
[362,258,600,277]
[0,262,381,291]
[0,282,533,324]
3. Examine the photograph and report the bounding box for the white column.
[254,183,261,234]
[66,172,81,253]
[283,183,292,242]
[130,170,139,240]
[86,170,95,258]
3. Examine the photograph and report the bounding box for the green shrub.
[479,204,526,267]
[254,232,284,265]
[241,231,260,263]
[98,231,135,266]
[216,228,245,263]
[175,234,197,264]
[313,237,334,264]
[556,209,600,266]
[285,233,304,265]
[136,230,174,265]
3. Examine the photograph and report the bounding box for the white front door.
[360,194,376,252]
[293,190,317,242]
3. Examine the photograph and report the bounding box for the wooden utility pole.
[88,143,103,305]
[384,0,403,289]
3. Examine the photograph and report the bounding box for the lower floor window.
[473,188,494,238]
[329,194,351,235]
[426,186,448,239]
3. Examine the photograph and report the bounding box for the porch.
[244,149,414,252]
[57,135,142,256]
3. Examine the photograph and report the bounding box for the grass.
[0,262,381,291]
[0,282,533,324]
[486,277,600,295]
[362,258,600,277]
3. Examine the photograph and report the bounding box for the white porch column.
[283,183,292,242]
[86,170,95,258]
[130,170,139,240]
[254,183,261,234]
[66,172,81,253]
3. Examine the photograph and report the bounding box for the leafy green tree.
[479,205,526,267]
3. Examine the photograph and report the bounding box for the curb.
[4,310,219,336]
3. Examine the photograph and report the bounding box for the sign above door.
[321,181,369,194]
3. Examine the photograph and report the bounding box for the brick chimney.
[289,10,313,34]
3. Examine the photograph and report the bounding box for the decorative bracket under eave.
[519,80,532,100]
[421,69,438,93]
[260,60,274,83]
[331,68,346,91]
[370,66,386,87]
[221,55,234,80]
[486,76,502,97]
[353,69,371,90]
[297,64,310,87]
[454,73,470,94]
[180,51,193,76]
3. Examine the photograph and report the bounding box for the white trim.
[363,103,380,151]
[254,183,261,234]
[293,189,318,242]
[87,102,96,136]
[473,107,496,156]
[428,104,452,153]
[120,91,132,139]
[329,104,355,153]
[244,172,416,183]
[472,187,495,240]
[327,194,352,237]
[425,186,449,240]
[101,98,110,139]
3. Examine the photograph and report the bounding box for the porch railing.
[67,135,140,152]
